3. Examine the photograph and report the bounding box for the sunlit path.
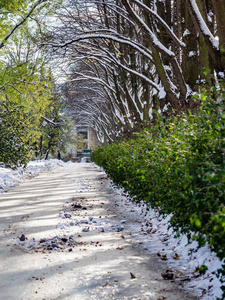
[0,163,198,300]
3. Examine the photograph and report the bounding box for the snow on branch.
[68,72,117,94]
[44,32,154,62]
[121,0,175,57]
[69,45,158,90]
[41,115,62,126]
[102,48,160,91]
[133,0,186,48]
[188,0,219,49]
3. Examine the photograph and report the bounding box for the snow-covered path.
[0,162,199,300]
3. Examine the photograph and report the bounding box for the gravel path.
[0,163,198,300]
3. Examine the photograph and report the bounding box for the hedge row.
[91,85,225,294]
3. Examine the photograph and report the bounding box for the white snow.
[183,29,191,37]
[218,72,225,79]
[189,51,197,58]
[112,189,224,300]
[189,0,219,49]
[159,86,166,99]
[0,159,64,192]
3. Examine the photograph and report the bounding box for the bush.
[92,82,225,295]
[0,103,30,169]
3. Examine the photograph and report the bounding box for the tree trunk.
[211,0,225,70]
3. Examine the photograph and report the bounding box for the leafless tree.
[41,0,225,142]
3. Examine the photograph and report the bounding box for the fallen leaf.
[161,270,174,280]
[130,272,136,279]
[208,285,213,290]
[172,253,180,260]
[161,257,168,261]
[161,254,168,261]
[116,247,124,250]
[102,282,109,287]
[202,289,207,296]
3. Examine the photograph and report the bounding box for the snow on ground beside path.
[0,159,64,193]
[112,188,224,300]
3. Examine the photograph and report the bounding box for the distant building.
[66,125,99,159]
[76,125,99,150]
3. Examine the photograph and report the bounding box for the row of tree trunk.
[48,0,225,142]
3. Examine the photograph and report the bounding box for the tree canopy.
[0,0,71,168]
[0,0,225,163]
[41,0,225,142]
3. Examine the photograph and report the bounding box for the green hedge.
[92,84,225,295]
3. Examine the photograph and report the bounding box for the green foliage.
[0,35,73,167]
[0,0,61,45]
[0,0,37,46]
[92,81,225,295]
[198,265,208,275]
[37,95,75,159]
[0,1,70,168]
[0,0,27,11]
[0,100,30,168]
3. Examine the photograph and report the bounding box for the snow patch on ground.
[112,188,224,300]
[0,159,64,192]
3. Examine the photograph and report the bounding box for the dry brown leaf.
[130,272,136,279]
[102,282,109,287]
[161,271,174,280]
[172,253,180,260]
[161,257,168,261]
[160,254,167,261]
[202,289,207,296]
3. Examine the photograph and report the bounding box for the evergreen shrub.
[92,83,225,293]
